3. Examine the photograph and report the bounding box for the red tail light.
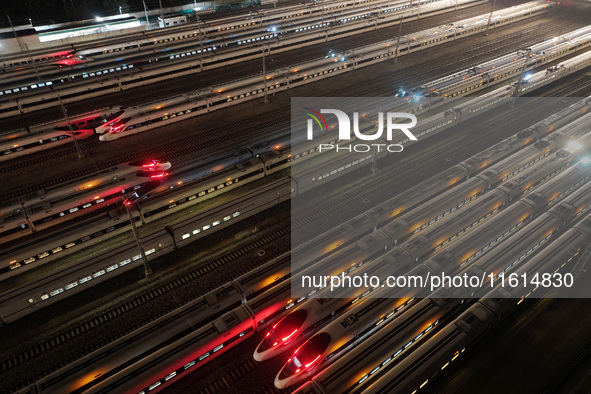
[150,172,167,179]
[282,329,298,343]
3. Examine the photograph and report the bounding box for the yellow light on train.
[169,200,175,204]
[94,196,100,199]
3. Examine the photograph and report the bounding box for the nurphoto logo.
[304,108,419,153]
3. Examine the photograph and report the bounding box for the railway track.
[3,73,590,391]
[2,10,587,199]
[0,1,507,131]
[160,77,591,394]
[337,15,590,97]
[2,10,591,394]
[0,225,291,389]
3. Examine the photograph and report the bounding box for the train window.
[203,225,211,231]
[79,275,92,284]
[224,215,231,221]
[52,246,63,253]
[192,229,201,235]
[50,288,64,297]
[40,293,49,300]
[182,233,190,239]
[233,212,240,217]
[213,221,220,226]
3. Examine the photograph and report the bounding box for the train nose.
[254,309,308,361]
[274,332,331,389]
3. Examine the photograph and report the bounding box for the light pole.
[512,53,530,105]
[124,197,152,278]
[394,16,403,64]
[485,0,497,36]
[143,0,149,27]
[262,47,269,103]
[57,94,84,160]
[7,15,25,53]
[197,16,204,51]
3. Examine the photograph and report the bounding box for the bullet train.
[358,212,591,394]
[287,154,591,392]
[6,22,586,165]
[0,1,553,118]
[516,49,591,96]
[73,0,470,59]
[92,1,556,142]
[0,141,290,274]
[256,131,587,363]
[2,95,588,323]
[0,50,76,70]
[1,100,584,340]
[0,107,117,161]
[418,25,591,99]
[0,160,172,246]
[273,133,591,388]
[11,120,591,394]
[1,0,367,69]
[0,0,482,105]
